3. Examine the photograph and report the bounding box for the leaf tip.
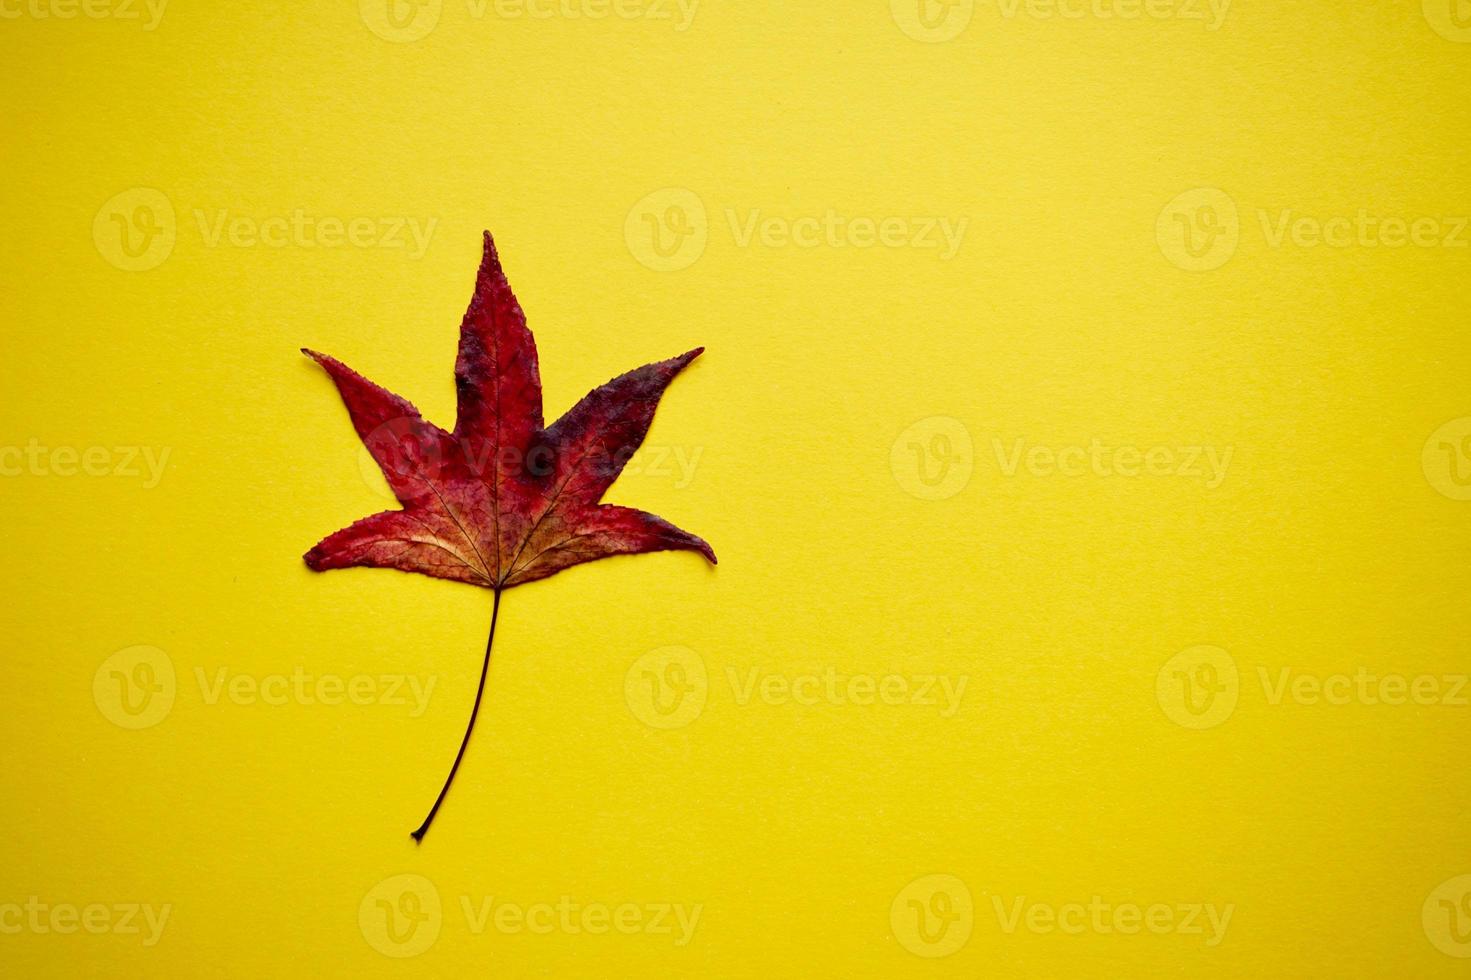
[669,346,705,372]
[479,230,502,271]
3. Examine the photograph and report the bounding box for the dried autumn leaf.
[302,232,715,840]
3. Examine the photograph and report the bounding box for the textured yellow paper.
[2,1,1470,976]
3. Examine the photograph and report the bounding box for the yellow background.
[3,0,1470,975]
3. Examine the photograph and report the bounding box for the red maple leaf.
[302,232,715,841]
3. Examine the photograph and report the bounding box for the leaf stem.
[411,588,502,843]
